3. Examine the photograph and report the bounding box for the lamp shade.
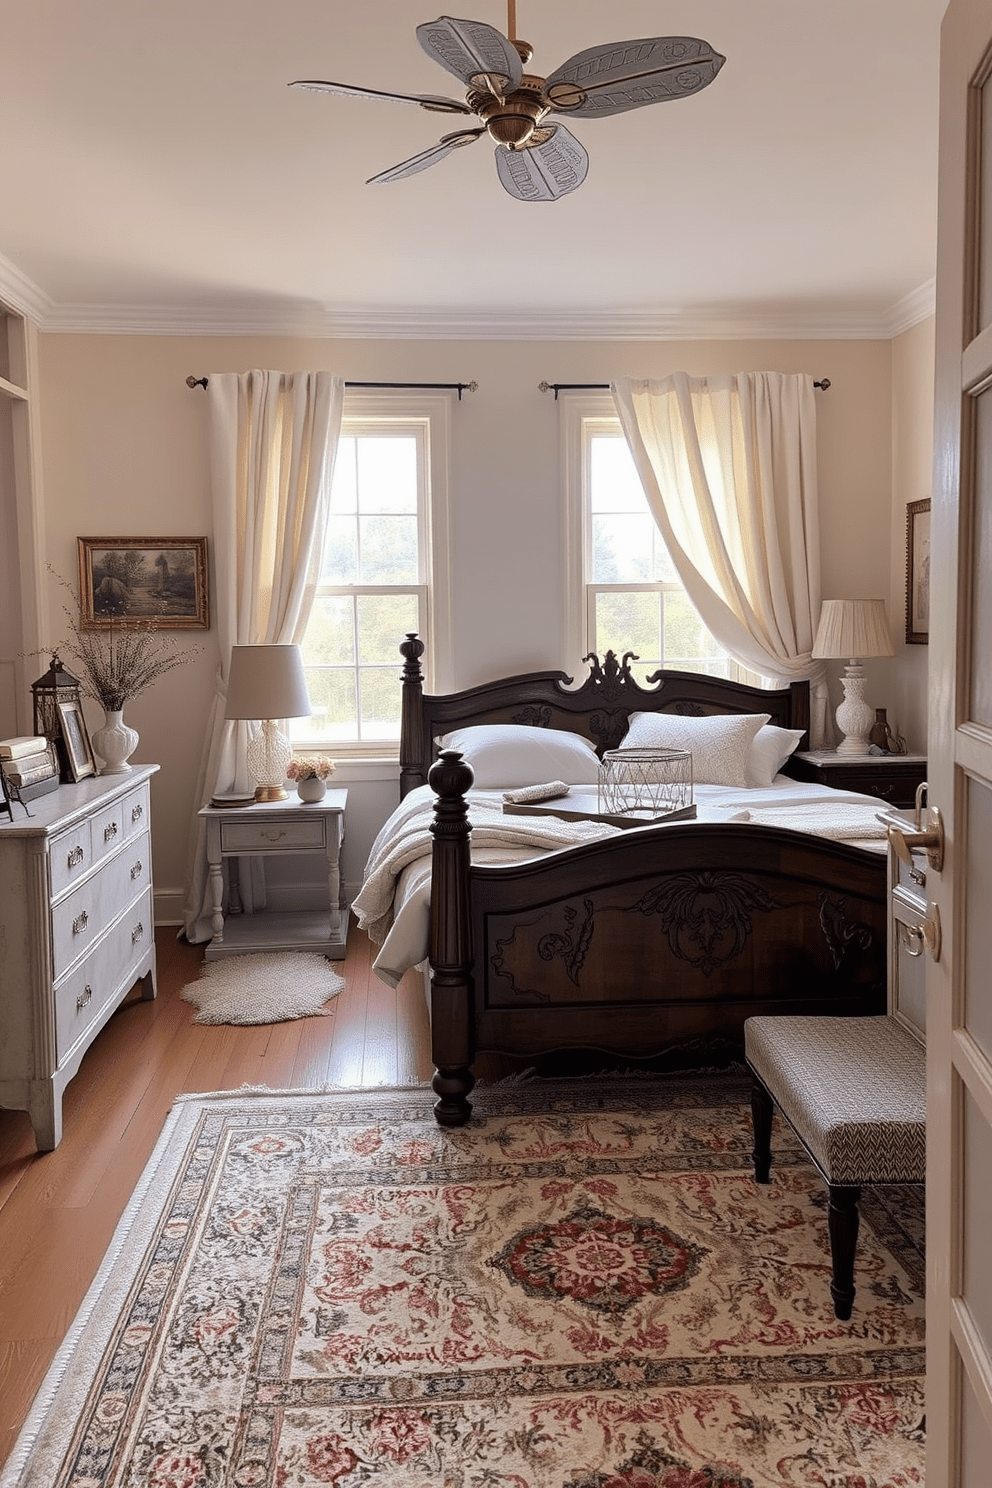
[225,645,312,722]
[811,600,894,661]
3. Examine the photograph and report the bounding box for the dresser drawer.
[91,795,128,865]
[51,830,151,978]
[123,782,151,839]
[54,886,153,1062]
[49,819,94,898]
[220,816,327,853]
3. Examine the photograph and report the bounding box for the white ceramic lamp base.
[834,662,874,756]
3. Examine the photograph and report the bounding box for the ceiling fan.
[290,5,725,203]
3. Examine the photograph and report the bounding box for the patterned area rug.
[1,1075,925,1487]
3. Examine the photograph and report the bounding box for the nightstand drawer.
[220,817,327,853]
[786,752,927,808]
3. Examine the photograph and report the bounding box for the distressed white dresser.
[0,765,158,1150]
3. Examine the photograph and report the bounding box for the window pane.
[359,666,402,738]
[592,514,655,581]
[663,589,726,666]
[357,437,417,513]
[358,514,419,583]
[590,435,645,513]
[594,591,662,664]
[356,593,420,663]
[293,667,357,743]
[330,438,358,514]
[300,595,355,665]
[322,515,358,582]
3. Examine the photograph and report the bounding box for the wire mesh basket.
[598,747,693,819]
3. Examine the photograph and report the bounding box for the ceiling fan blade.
[416,15,522,94]
[494,124,589,203]
[544,36,725,118]
[290,79,472,115]
[367,127,485,184]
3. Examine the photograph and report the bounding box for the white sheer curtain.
[611,371,830,746]
[182,369,345,943]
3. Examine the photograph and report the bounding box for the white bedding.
[353,775,893,990]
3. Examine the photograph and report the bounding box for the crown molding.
[9,260,937,343]
[882,278,936,337]
[0,251,54,323]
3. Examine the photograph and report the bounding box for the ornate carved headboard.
[398,634,810,797]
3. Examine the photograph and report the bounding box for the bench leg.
[750,1077,774,1183]
[827,1183,862,1320]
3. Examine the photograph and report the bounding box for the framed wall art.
[905,498,931,645]
[78,537,209,630]
[56,699,96,781]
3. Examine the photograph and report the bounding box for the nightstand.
[784,751,927,808]
[199,789,348,959]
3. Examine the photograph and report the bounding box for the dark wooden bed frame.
[397,635,888,1126]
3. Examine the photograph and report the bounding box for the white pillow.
[747,724,806,787]
[435,724,600,788]
[619,711,770,788]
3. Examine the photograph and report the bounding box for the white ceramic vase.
[92,709,139,774]
[296,775,326,803]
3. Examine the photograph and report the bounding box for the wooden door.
[927,2,992,1479]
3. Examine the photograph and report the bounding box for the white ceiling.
[0,0,946,339]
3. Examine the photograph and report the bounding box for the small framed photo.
[905,499,931,645]
[57,700,96,782]
[78,537,209,630]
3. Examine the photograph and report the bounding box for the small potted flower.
[286,755,336,803]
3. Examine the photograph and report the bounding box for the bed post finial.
[427,749,477,1126]
[399,633,428,799]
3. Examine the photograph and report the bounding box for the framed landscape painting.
[78,537,209,630]
[905,499,930,645]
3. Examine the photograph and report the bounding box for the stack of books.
[0,736,60,803]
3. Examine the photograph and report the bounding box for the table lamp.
[225,644,312,800]
[811,599,894,756]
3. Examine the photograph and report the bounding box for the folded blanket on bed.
[729,802,891,840]
[353,795,620,947]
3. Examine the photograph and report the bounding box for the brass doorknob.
[888,805,944,872]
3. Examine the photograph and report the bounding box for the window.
[563,396,734,678]
[292,393,451,754]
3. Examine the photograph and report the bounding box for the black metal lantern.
[31,653,82,781]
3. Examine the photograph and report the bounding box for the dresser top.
[0,765,158,840]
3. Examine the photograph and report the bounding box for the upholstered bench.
[744,1014,925,1320]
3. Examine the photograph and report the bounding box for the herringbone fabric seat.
[744,1014,925,1320]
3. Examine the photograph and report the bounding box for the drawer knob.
[131,803,143,822]
[262,829,287,842]
[67,845,84,869]
[131,860,143,880]
[76,984,93,1012]
[73,910,89,935]
[104,821,119,842]
[132,921,144,944]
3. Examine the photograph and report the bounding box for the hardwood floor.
[0,919,435,1470]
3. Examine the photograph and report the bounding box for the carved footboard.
[427,752,887,1126]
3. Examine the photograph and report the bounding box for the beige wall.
[34,332,900,921]
[890,317,935,754]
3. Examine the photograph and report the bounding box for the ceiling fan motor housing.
[468,73,549,148]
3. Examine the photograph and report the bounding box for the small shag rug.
[0,1075,925,1488]
[180,951,345,1024]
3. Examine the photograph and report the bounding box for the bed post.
[427,750,476,1126]
[399,633,429,798]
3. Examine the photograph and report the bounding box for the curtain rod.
[186,376,478,399]
[537,378,831,400]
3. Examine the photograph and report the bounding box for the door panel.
[929,3,992,1480]
[970,389,992,724]
[963,780,992,1057]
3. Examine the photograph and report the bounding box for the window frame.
[294,389,453,759]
